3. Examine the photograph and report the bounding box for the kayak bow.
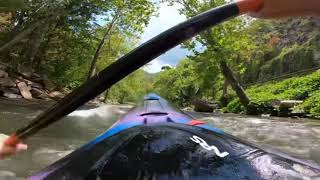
[28,94,320,179]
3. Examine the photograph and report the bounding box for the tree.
[87,0,156,79]
[108,69,153,103]
[164,0,252,107]
[0,0,155,82]
[0,0,26,11]
[0,0,156,103]
[0,0,113,71]
[87,14,119,79]
[155,59,200,106]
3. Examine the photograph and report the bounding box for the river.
[0,98,319,178]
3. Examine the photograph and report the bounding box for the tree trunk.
[119,92,126,104]
[34,26,56,72]
[0,21,42,53]
[87,15,118,80]
[0,16,58,53]
[103,90,109,103]
[24,23,50,72]
[222,79,228,97]
[219,61,250,107]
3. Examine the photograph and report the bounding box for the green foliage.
[302,91,320,118]
[0,0,26,10]
[108,70,152,103]
[157,0,254,106]
[226,99,243,114]
[1,0,319,113]
[258,39,319,82]
[227,70,320,117]
[241,18,320,84]
[154,59,200,106]
[0,0,156,104]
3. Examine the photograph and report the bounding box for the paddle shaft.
[5,0,263,145]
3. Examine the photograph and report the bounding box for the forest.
[0,0,320,117]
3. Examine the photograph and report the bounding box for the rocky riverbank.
[191,98,306,118]
[0,63,65,101]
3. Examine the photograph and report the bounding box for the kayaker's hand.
[0,134,27,159]
[250,0,320,18]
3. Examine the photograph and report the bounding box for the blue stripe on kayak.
[84,122,141,149]
[198,124,225,134]
[84,121,224,150]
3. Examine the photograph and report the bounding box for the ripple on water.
[199,114,320,165]
[0,101,131,178]
[32,148,74,166]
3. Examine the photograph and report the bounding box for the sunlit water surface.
[0,99,319,178]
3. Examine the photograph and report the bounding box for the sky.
[141,2,191,73]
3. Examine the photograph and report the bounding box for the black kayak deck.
[29,124,320,179]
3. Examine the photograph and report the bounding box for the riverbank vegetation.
[154,1,320,117]
[0,1,320,118]
[227,70,320,118]
[0,0,156,102]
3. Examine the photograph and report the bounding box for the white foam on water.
[69,105,112,118]
[249,119,265,124]
[68,105,126,119]
[32,148,73,166]
[0,170,16,180]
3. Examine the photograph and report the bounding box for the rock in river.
[17,82,32,99]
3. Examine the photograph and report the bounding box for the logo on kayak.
[190,135,229,158]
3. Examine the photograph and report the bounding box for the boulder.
[14,78,21,84]
[279,100,303,109]
[28,80,44,89]
[2,87,20,95]
[3,92,22,99]
[0,64,6,70]
[193,99,218,112]
[31,88,48,99]
[276,100,304,117]
[25,79,33,86]
[15,77,37,87]
[31,73,41,79]
[30,74,44,83]
[98,95,105,102]
[270,100,281,107]
[0,69,8,78]
[182,107,193,111]
[42,78,55,91]
[17,82,32,99]
[10,88,20,94]
[48,91,64,101]
[20,71,32,79]
[290,107,306,118]
[0,77,15,87]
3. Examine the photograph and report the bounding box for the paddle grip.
[4,134,21,147]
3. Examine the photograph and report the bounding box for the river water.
[0,99,319,178]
